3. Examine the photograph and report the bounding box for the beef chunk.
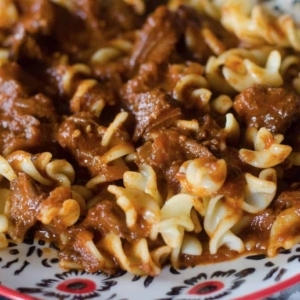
[0,62,39,97]
[177,5,239,63]
[57,112,132,177]
[8,0,55,61]
[120,63,182,142]
[81,200,131,239]
[70,81,117,115]
[0,63,57,155]
[15,0,55,35]
[48,0,142,63]
[137,128,213,193]
[128,89,182,140]
[130,5,184,72]
[8,173,47,241]
[233,85,300,134]
[57,226,118,273]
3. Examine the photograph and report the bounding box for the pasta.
[242,169,277,213]
[206,47,282,93]
[178,157,227,197]
[0,0,18,29]
[204,195,244,255]
[1,0,300,277]
[239,127,292,168]
[220,0,300,50]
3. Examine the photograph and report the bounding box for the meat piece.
[92,57,130,83]
[50,0,141,63]
[0,63,58,155]
[129,5,184,71]
[57,112,107,175]
[7,0,56,62]
[233,85,300,134]
[122,62,165,97]
[81,200,132,239]
[0,62,39,98]
[0,102,47,156]
[70,81,117,115]
[58,228,118,273]
[177,5,239,63]
[73,0,142,35]
[272,188,300,211]
[8,26,44,61]
[45,2,100,63]
[73,0,103,31]
[15,0,55,35]
[128,89,182,140]
[121,32,183,141]
[193,115,228,154]
[57,112,132,177]
[97,0,143,34]
[8,173,47,241]
[80,193,156,240]
[137,128,213,193]
[243,209,277,241]
[145,128,213,166]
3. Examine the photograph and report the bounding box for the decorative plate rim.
[2,239,300,300]
[2,273,299,300]
[4,272,300,300]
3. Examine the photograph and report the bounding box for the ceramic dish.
[1,1,300,300]
[1,236,300,300]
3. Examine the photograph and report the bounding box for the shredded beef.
[121,54,183,141]
[129,5,184,72]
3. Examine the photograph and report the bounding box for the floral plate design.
[1,235,300,300]
[2,1,300,300]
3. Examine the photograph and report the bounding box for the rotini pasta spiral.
[220,0,300,50]
[239,127,292,168]
[206,48,283,93]
[204,195,244,254]
[0,0,18,29]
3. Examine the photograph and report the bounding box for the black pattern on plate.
[1,237,59,275]
[16,269,124,300]
[156,267,256,300]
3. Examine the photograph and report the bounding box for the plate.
[1,236,300,300]
[1,1,300,300]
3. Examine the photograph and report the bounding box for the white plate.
[1,1,300,300]
[1,237,300,300]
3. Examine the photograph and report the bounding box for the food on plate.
[0,0,300,276]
